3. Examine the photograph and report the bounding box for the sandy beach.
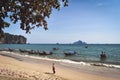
[0,51,120,80]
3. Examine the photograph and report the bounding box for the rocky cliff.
[0,33,27,44]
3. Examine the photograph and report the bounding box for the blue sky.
[4,0,120,44]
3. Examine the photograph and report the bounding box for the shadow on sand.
[44,72,54,75]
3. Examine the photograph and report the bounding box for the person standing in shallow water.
[52,63,56,74]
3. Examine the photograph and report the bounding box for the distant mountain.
[73,40,87,44]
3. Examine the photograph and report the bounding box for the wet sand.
[0,51,120,80]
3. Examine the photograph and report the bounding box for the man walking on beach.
[52,63,56,74]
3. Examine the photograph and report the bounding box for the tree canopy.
[0,0,68,37]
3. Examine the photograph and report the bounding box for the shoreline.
[1,50,120,69]
[0,44,120,67]
[0,51,120,80]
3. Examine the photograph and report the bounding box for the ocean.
[0,44,120,68]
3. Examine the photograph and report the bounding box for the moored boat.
[64,50,76,56]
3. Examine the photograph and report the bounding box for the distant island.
[73,40,87,44]
[0,33,27,44]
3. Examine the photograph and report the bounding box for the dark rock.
[0,33,27,44]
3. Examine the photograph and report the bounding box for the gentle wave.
[2,51,120,69]
[23,53,120,69]
[90,63,120,69]
[30,55,120,69]
[25,55,90,66]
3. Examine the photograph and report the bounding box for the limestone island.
[73,40,87,45]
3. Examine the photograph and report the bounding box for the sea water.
[0,44,120,68]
